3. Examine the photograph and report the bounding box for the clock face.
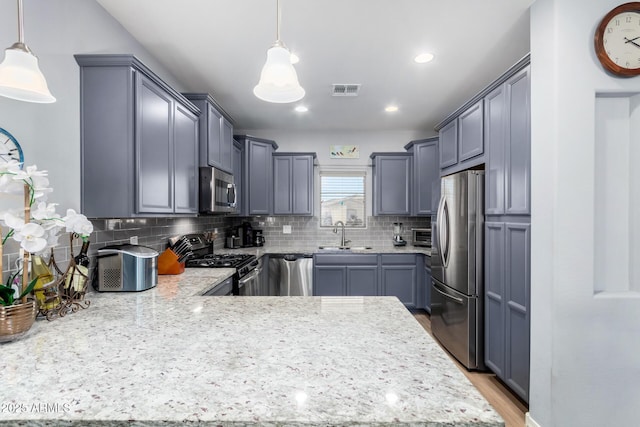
[595,3,640,76]
[0,127,24,166]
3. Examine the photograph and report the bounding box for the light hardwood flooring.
[413,311,528,427]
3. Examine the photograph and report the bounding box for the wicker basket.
[0,300,37,343]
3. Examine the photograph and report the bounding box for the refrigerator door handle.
[433,281,464,305]
[438,197,450,267]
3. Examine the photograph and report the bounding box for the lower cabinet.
[380,255,417,309]
[313,253,420,308]
[314,254,378,297]
[485,220,530,402]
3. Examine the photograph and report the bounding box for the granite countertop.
[1,269,500,426]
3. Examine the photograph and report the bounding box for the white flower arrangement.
[0,160,93,253]
[0,160,93,307]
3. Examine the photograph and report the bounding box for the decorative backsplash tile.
[1,214,430,281]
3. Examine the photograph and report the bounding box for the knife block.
[158,248,185,275]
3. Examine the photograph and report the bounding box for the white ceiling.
[96,0,532,132]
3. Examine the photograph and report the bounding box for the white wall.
[0,0,185,212]
[236,129,433,166]
[530,1,640,426]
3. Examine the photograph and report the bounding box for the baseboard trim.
[526,412,541,427]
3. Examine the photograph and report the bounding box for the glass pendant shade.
[0,46,55,103]
[253,43,305,103]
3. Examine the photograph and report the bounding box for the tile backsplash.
[229,215,431,248]
[1,214,430,281]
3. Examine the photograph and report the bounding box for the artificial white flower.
[12,165,52,199]
[31,202,60,221]
[63,209,93,238]
[12,222,47,253]
[2,212,25,231]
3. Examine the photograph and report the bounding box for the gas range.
[186,253,257,275]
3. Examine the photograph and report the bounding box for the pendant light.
[0,0,55,103]
[253,0,305,103]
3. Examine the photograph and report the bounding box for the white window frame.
[317,166,368,229]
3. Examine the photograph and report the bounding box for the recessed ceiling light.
[295,105,308,113]
[290,53,300,64]
[414,52,435,64]
[385,105,399,113]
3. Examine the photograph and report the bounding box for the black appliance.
[253,229,265,247]
[181,233,258,295]
[238,221,254,247]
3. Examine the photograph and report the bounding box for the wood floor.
[413,311,528,427]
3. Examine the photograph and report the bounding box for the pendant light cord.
[276,0,281,42]
[17,0,24,44]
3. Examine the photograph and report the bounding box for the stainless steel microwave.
[411,228,431,247]
[199,166,237,214]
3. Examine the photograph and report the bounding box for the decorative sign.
[330,145,359,159]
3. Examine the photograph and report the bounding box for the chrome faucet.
[333,221,350,247]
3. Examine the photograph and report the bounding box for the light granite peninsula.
[1,269,501,426]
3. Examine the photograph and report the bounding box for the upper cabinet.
[183,93,234,174]
[405,137,439,216]
[370,153,412,216]
[231,139,243,215]
[437,100,484,174]
[234,135,278,216]
[485,65,531,216]
[273,153,316,216]
[75,54,200,218]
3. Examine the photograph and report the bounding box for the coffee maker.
[238,222,254,247]
[253,229,265,247]
[393,222,407,246]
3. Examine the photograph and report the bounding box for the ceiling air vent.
[332,84,360,97]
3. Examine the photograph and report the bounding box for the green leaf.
[19,277,39,299]
[0,286,15,306]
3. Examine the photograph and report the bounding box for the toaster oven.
[411,228,431,247]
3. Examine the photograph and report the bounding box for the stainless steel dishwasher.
[268,254,313,296]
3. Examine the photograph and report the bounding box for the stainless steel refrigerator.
[431,170,485,370]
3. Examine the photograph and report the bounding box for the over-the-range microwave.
[199,166,237,214]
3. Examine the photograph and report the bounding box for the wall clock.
[0,127,24,166]
[594,2,640,77]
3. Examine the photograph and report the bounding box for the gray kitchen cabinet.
[273,153,316,216]
[417,254,432,313]
[183,93,234,173]
[484,84,506,215]
[484,221,505,378]
[439,120,458,169]
[231,139,243,215]
[234,135,278,216]
[347,266,378,296]
[458,100,484,162]
[370,153,412,216]
[485,65,530,216]
[76,54,200,217]
[436,101,485,175]
[380,254,417,309]
[173,103,199,213]
[484,220,530,402]
[405,137,439,216]
[313,254,378,297]
[483,57,531,403]
[136,73,173,214]
[314,266,345,296]
[504,66,531,215]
